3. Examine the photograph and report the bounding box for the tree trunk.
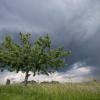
[24,71,29,86]
[6,79,10,85]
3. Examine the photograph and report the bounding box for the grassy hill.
[0,82,100,100]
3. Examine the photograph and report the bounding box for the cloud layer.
[0,62,96,84]
[0,0,100,83]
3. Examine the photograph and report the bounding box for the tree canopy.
[0,32,71,85]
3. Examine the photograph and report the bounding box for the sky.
[0,0,100,84]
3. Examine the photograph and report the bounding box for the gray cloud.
[0,0,100,82]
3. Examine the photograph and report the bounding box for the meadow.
[0,82,100,100]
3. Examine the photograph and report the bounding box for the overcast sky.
[0,0,100,83]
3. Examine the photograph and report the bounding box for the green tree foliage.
[0,32,71,85]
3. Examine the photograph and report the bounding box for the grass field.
[0,82,100,100]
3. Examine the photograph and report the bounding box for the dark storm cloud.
[0,0,100,81]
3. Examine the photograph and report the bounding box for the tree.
[0,32,71,86]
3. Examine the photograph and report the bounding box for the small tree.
[0,32,71,86]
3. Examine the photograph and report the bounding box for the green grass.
[0,82,100,100]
